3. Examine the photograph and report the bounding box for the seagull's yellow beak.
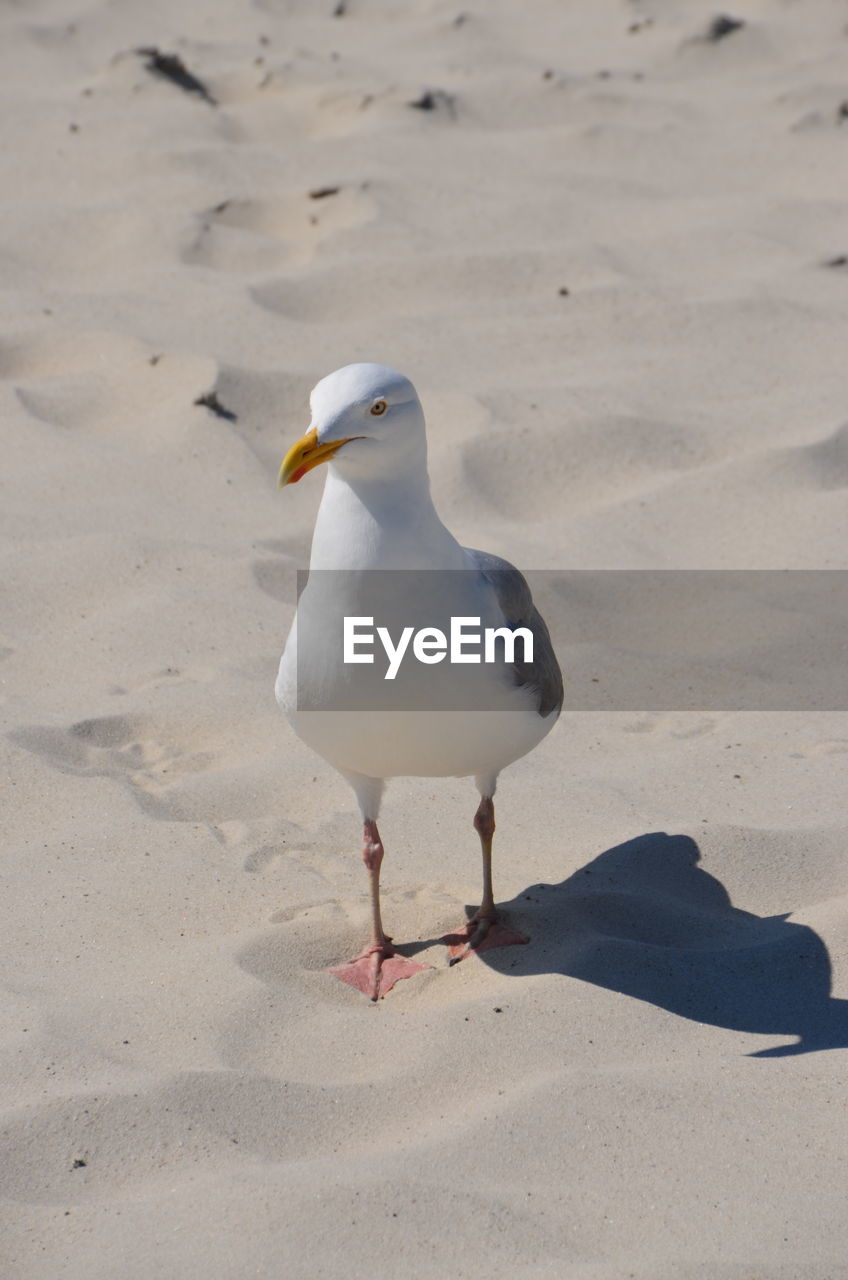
[278,428,360,487]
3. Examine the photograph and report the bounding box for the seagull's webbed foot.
[443,794,529,964]
[329,939,430,1001]
[328,818,431,1000]
[443,913,529,966]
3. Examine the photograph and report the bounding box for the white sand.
[2,1,848,1275]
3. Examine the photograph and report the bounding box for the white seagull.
[276,363,562,1000]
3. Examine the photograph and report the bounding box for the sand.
[2,0,848,1276]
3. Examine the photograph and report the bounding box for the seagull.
[276,363,562,1000]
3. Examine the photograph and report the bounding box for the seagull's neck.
[309,464,466,570]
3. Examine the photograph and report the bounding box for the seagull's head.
[278,363,426,487]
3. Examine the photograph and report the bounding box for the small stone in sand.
[705,15,745,42]
[408,89,456,116]
[135,47,217,107]
[194,391,237,422]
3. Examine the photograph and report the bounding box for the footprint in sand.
[181,186,376,273]
[3,329,218,434]
[462,399,724,523]
[236,885,459,997]
[252,249,548,325]
[12,713,211,782]
[239,825,339,884]
[10,705,309,831]
[9,713,224,823]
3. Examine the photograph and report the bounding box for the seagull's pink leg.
[329,819,430,1001]
[443,796,529,964]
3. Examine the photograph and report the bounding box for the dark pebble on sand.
[408,89,456,116]
[194,391,237,422]
[705,14,744,42]
[134,47,217,106]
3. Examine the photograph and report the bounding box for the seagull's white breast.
[277,396,560,784]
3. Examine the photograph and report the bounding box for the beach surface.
[2,1,848,1276]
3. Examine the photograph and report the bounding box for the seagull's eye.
[370,399,388,416]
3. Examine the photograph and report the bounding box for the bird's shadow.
[474,832,848,1057]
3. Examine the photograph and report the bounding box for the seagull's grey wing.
[464,548,563,719]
